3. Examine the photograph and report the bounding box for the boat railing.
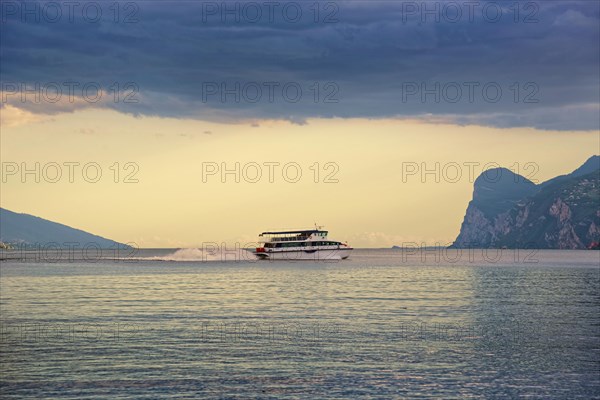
[268,236,309,242]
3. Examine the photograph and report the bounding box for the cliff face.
[453,156,600,249]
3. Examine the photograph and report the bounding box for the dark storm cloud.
[1,0,598,130]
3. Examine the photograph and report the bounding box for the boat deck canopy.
[260,229,327,236]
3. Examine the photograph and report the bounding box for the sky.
[1,0,599,247]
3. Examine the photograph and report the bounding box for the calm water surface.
[1,249,599,398]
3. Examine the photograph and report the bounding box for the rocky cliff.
[453,156,600,249]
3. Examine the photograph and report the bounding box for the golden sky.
[1,108,598,248]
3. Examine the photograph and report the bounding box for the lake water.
[1,249,599,398]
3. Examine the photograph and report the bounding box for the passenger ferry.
[253,228,353,260]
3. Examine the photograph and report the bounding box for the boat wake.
[120,247,344,262]
[131,248,256,262]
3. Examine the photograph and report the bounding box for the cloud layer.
[1,0,599,129]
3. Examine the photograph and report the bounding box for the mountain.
[539,155,600,189]
[469,168,538,220]
[453,156,600,249]
[0,208,130,248]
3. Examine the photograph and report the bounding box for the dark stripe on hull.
[254,248,352,260]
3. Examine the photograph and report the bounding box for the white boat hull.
[253,247,352,261]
